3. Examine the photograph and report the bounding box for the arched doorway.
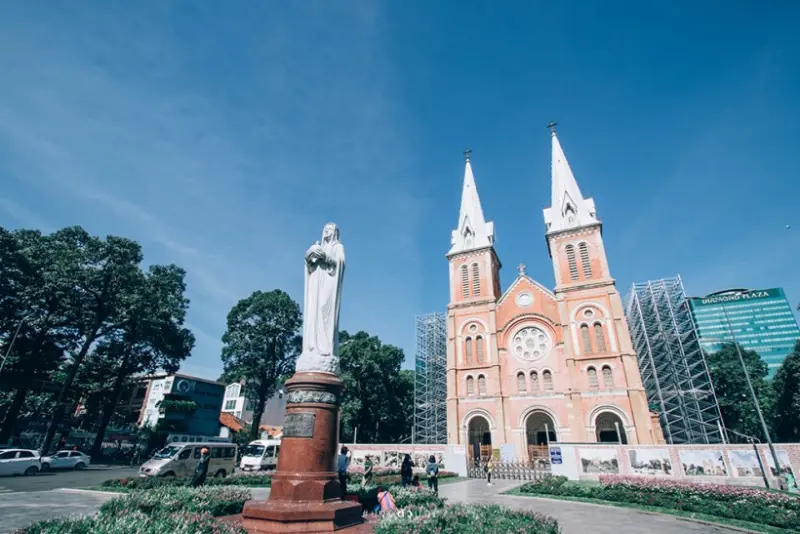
[525,411,557,446]
[595,411,628,444]
[468,415,491,464]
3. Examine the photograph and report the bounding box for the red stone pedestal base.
[241,372,362,533]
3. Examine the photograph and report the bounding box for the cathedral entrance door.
[467,416,491,466]
[595,412,628,443]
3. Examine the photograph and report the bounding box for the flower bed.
[100,471,271,491]
[16,487,250,534]
[350,485,446,513]
[518,475,800,531]
[373,503,561,534]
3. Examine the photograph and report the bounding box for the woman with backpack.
[425,455,439,494]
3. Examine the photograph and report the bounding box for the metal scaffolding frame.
[625,276,725,444]
[413,312,447,444]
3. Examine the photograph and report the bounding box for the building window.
[579,242,592,278]
[472,263,481,296]
[602,366,614,388]
[580,324,593,353]
[588,367,598,388]
[565,244,578,280]
[517,372,526,393]
[594,322,607,352]
[478,375,487,396]
[530,371,539,391]
[476,336,484,363]
[224,399,237,410]
[461,265,469,298]
[542,370,553,391]
[465,337,473,364]
[466,376,474,396]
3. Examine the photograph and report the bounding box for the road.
[0,465,138,493]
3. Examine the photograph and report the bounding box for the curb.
[55,488,123,496]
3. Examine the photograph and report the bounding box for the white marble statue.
[295,223,346,375]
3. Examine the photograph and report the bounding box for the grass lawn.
[504,487,795,534]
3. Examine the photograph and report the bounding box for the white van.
[139,442,237,478]
[239,440,281,472]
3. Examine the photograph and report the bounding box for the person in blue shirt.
[337,446,350,499]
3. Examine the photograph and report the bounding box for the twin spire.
[449,127,598,256]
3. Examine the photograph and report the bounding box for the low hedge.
[374,503,561,534]
[100,472,271,491]
[348,466,458,486]
[16,487,251,534]
[519,475,800,531]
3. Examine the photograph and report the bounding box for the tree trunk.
[40,323,101,454]
[89,368,127,459]
[0,385,30,444]
[249,382,269,442]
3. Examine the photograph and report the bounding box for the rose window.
[511,326,552,362]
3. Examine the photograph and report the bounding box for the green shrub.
[347,484,445,513]
[100,486,251,518]
[100,473,271,491]
[374,503,560,534]
[17,511,246,534]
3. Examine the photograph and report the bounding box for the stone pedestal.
[242,372,362,533]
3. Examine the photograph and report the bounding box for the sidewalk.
[438,479,742,534]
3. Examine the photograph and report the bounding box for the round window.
[583,309,595,318]
[511,326,552,362]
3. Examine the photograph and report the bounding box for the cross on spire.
[464,148,472,161]
[517,263,527,276]
[547,121,558,135]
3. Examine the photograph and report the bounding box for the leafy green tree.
[338,331,413,443]
[87,264,194,457]
[772,341,800,442]
[221,290,302,441]
[706,343,774,441]
[40,227,143,455]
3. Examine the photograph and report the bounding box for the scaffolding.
[625,276,725,444]
[413,313,447,444]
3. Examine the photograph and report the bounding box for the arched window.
[517,372,527,393]
[594,322,607,352]
[476,336,484,363]
[588,366,598,388]
[466,376,474,396]
[602,366,614,388]
[530,371,539,391]
[461,265,469,298]
[580,324,592,354]
[472,263,481,296]
[579,242,592,278]
[478,375,487,396]
[465,337,473,364]
[542,370,553,391]
[565,244,578,280]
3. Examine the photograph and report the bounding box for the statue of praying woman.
[295,223,346,375]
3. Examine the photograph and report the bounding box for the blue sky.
[1,2,798,378]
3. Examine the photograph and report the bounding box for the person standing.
[425,455,439,494]
[363,455,374,487]
[190,448,211,488]
[337,446,350,499]
[486,457,494,486]
[400,454,413,487]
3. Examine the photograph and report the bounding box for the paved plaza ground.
[0,465,139,494]
[0,478,745,534]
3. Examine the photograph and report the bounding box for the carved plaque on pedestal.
[283,412,316,438]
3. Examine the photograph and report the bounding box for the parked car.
[0,449,41,476]
[139,442,237,478]
[41,450,91,471]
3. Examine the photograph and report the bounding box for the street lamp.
[692,293,784,482]
[0,311,32,376]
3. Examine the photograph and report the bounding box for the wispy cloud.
[0,2,425,375]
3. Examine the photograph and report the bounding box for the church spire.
[448,150,495,256]
[543,126,598,234]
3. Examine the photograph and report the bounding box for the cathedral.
[445,128,665,460]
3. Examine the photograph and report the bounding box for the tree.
[706,343,774,441]
[338,331,414,444]
[220,290,302,441]
[772,341,800,442]
[87,264,194,457]
[39,228,143,455]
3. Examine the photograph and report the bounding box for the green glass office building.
[688,288,800,377]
